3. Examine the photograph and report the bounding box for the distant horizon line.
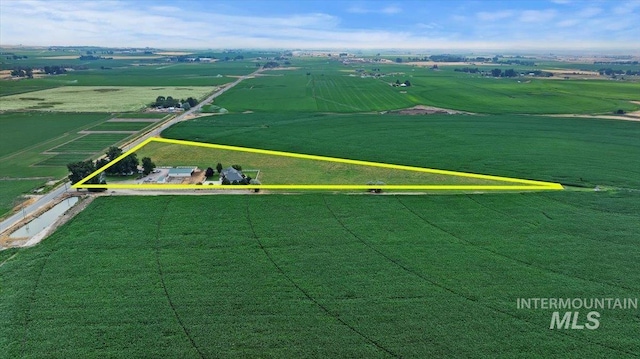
[1,44,639,56]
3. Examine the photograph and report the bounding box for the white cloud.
[612,0,640,15]
[381,5,402,14]
[347,4,402,14]
[519,9,557,23]
[557,19,579,27]
[477,10,514,22]
[0,0,638,51]
[577,7,602,18]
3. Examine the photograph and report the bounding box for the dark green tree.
[67,160,96,185]
[216,162,223,174]
[154,96,165,107]
[491,68,502,77]
[205,167,214,177]
[142,157,156,176]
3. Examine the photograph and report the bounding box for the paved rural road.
[0,69,261,235]
[0,182,71,234]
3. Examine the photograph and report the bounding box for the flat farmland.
[0,86,215,112]
[0,58,257,96]
[1,193,638,357]
[0,112,158,217]
[87,121,154,132]
[0,112,110,158]
[134,140,533,187]
[48,133,130,153]
[214,65,640,114]
[162,113,640,188]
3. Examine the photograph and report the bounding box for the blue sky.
[1,0,639,51]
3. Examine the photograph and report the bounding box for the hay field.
[0,86,215,112]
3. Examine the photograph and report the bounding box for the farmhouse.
[221,167,244,183]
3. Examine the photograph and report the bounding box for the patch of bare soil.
[184,170,206,184]
[10,197,37,215]
[389,105,475,115]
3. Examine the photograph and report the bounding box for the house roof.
[221,167,244,182]
[168,167,196,176]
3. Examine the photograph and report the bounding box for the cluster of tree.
[495,59,535,66]
[488,68,553,78]
[430,54,466,62]
[598,68,640,76]
[454,67,480,73]
[5,54,28,60]
[153,96,198,109]
[79,55,111,60]
[43,66,66,75]
[594,61,638,65]
[96,147,140,176]
[263,61,280,69]
[10,67,33,78]
[67,160,105,187]
[393,79,411,86]
[490,68,518,77]
[66,148,155,190]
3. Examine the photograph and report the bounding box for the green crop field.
[213,64,640,114]
[2,49,640,358]
[47,133,132,153]
[0,112,110,158]
[0,112,159,216]
[0,86,215,112]
[162,113,640,189]
[1,193,638,357]
[87,121,154,132]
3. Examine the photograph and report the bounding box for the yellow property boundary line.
[73,137,563,191]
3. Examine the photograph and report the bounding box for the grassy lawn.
[1,192,638,357]
[135,140,533,187]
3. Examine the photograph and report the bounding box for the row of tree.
[454,67,553,78]
[67,146,156,187]
[10,65,68,78]
[598,68,640,76]
[10,67,33,78]
[153,96,198,109]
